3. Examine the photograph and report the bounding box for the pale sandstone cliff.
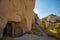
[0,0,35,38]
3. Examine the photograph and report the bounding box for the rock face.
[46,14,60,23]
[42,14,60,27]
[34,13,41,25]
[0,0,35,38]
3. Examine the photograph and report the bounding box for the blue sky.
[34,0,60,19]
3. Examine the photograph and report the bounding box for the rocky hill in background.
[40,14,60,39]
[41,14,60,33]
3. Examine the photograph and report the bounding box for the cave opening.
[3,22,12,37]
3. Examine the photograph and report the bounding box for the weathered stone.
[46,14,60,23]
[3,21,24,37]
[0,0,35,38]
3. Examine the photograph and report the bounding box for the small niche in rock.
[14,22,24,37]
[3,22,12,37]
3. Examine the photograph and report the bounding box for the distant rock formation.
[41,14,60,27]
[0,0,35,38]
[41,14,60,39]
[46,14,60,23]
[42,14,60,23]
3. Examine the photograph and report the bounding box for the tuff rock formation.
[0,0,35,38]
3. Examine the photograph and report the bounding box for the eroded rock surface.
[0,0,35,38]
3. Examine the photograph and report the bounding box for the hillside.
[40,14,60,39]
